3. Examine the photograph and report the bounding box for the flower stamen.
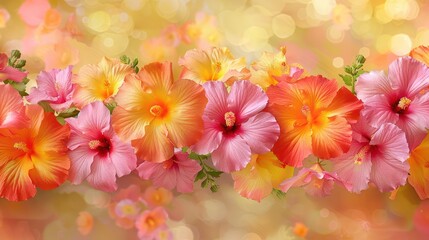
[224,111,236,127]
[13,141,29,153]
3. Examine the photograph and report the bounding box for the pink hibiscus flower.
[279,163,348,197]
[0,53,27,82]
[66,101,137,192]
[27,66,75,112]
[331,117,410,193]
[191,80,280,172]
[137,150,201,193]
[356,56,429,150]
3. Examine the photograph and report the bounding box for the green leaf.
[131,58,139,68]
[105,101,117,114]
[201,179,208,188]
[210,184,219,192]
[207,171,222,178]
[272,188,287,199]
[56,116,66,125]
[38,101,55,112]
[120,55,130,64]
[340,74,353,86]
[57,108,79,118]
[195,171,206,181]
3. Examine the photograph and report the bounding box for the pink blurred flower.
[142,187,173,207]
[0,53,27,82]
[0,8,10,28]
[66,101,137,192]
[135,207,168,239]
[109,184,143,229]
[18,0,50,27]
[331,117,410,193]
[279,163,347,197]
[356,56,429,149]
[137,151,201,193]
[27,66,75,112]
[191,80,280,172]
[115,199,141,218]
[76,211,94,236]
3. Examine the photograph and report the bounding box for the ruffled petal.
[0,156,36,201]
[331,141,372,193]
[190,117,223,155]
[86,155,118,192]
[295,75,338,110]
[361,94,399,128]
[388,57,429,98]
[202,81,228,122]
[356,70,393,100]
[0,84,28,129]
[67,146,97,184]
[326,87,363,123]
[165,79,207,147]
[369,124,410,192]
[76,101,110,134]
[109,136,137,177]
[175,152,202,193]
[211,135,251,172]
[312,115,352,160]
[408,133,429,199]
[228,80,268,121]
[238,112,280,154]
[139,62,174,94]
[179,48,213,83]
[133,125,173,163]
[410,45,429,66]
[29,151,69,190]
[112,106,153,141]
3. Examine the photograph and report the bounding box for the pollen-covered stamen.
[150,105,163,117]
[88,140,102,150]
[224,111,236,127]
[13,141,29,153]
[353,145,370,165]
[301,105,311,120]
[394,97,412,113]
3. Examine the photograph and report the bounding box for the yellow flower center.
[224,111,236,127]
[394,97,412,113]
[88,140,101,150]
[13,141,29,153]
[146,217,157,228]
[150,105,163,117]
[121,205,136,215]
[354,145,370,165]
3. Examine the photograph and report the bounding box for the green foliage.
[4,50,29,96]
[120,55,140,73]
[271,188,287,199]
[189,152,223,192]
[339,54,366,94]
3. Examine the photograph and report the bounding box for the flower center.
[88,138,111,154]
[224,111,236,127]
[354,145,370,165]
[163,159,175,169]
[146,217,157,228]
[394,97,412,114]
[150,105,163,117]
[13,141,29,153]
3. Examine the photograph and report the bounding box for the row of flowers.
[1,46,429,205]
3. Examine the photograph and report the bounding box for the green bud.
[131,58,139,68]
[11,50,21,59]
[120,55,130,64]
[210,184,219,192]
[356,55,366,64]
[15,60,26,68]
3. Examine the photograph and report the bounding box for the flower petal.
[139,62,174,94]
[0,156,36,201]
[86,155,118,192]
[388,57,429,98]
[165,79,207,147]
[29,151,70,190]
[356,70,393,100]
[133,125,173,163]
[228,80,268,121]
[190,117,223,154]
[408,133,429,199]
[238,112,280,154]
[109,136,137,177]
[0,84,28,129]
[312,115,352,160]
[369,123,410,192]
[202,81,228,122]
[112,106,153,142]
[331,141,372,193]
[211,135,251,172]
[67,146,97,185]
[361,94,399,128]
[326,87,363,123]
[295,75,338,110]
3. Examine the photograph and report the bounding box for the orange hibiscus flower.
[112,62,207,162]
[0,105,70,201]
[408,133,429,199]
[267,75,362,167]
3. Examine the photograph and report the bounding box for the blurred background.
[0,0,428,239]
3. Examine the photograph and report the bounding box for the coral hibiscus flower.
[112,62,207,163]
[331,117,410,193]
[191,80,280,172]
[66,101,137,192]
[407,132,429,199]
[73,57,133,108]
[267,75,362,167]
[0,105,70,201]
[355,57,429,150]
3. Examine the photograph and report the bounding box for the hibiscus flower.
[191,80,280,172]
[355,56,429,149]
[267,75,362,167]
[66,101,137,192]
